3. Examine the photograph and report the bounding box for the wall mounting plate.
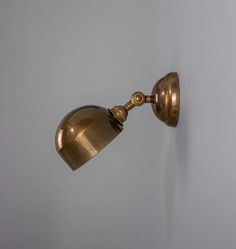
[151,72,180,127]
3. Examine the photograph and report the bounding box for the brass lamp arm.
[55,72,180,171]
[109,92,156,124]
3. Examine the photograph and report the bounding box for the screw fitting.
[110,92,156,124]
[131,92,146,106]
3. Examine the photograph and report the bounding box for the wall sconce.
[55,72,180,170]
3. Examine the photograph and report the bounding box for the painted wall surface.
[0,1,169,249]
[1,0,236,249]
[156,0,236,248]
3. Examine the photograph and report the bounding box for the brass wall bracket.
[55,72,180,170]
[110,72,180,127]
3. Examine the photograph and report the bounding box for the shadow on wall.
[163,76,190,245]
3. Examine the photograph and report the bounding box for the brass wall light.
[55,72,180,171]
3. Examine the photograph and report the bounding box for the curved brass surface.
[151,72,180,127]
[55,72,180,170]
[55,106,123,170]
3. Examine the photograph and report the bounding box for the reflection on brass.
[55,72,180,170]
[151,72,180,127]
[55,106,123,170]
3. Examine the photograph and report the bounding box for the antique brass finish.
[55,106,123,170]
[110,72,179,126]
[110,92,155,124]
[151,72,180,126]
[55,72,180,170]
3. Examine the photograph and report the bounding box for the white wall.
[0,1,170,249]
[157,0,236,248]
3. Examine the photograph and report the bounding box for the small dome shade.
[55,105,123,170]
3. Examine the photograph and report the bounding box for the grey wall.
[0,1,170,249]
[2,1,236,249]
[156,0,236,249]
